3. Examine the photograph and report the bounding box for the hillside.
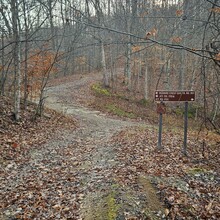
[0,73,219,220]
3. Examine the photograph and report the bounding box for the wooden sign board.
[155,91,195,102]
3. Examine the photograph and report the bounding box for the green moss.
[174,107,184,116]
[107,192,119,220]
[111,183,120,190]
[139,176,164,217]
[106,104,135,118]
[187,167,207,175]
[139,98,151,106]
[91,83,111,96]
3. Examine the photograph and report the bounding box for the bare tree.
[11,0,21,120]
[0,0,219,126]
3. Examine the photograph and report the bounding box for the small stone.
[130,166,137,172]
[5,210,11,216]
[15,208,23,214]
[156,210,162,216]
[6,164,14,169]
[73,161,79,166]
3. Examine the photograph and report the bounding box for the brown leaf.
[165,208,170,216]
[206,200,213,212]
[176,10,183,16]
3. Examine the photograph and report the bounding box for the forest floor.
[0,72,219,220]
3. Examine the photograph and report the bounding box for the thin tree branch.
[205,0,220,7]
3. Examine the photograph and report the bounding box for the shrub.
[91,83,111,96]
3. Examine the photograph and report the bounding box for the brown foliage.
[21,47,59,97]
[176,10,183,16]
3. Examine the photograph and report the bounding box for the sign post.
[156,102,166,149]
[158,112,163,149]
[155,91,195,154]
[183,102,188,155]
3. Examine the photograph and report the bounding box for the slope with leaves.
[0,96,76,162]
[111,127,220,219]
[0,96,78,219]
[1,71,219,219]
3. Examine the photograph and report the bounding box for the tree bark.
[11,0,21,120]
[1,29,5,95]
[144,64,149,100]
[102,42,109,87]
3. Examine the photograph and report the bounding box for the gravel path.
[43,74,163,219]
[1,74,163,220]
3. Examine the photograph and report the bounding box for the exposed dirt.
[44,73,164,219]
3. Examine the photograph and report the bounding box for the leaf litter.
[1,72,220,220]
[111,127,220,219]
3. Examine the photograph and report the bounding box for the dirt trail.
[45,75,137,137]
[43,74,164,219]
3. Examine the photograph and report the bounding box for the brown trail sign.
[155,91,195,102]
[155,90,195,154]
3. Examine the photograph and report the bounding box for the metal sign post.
[156,102,166,150]
[183,102,188,155]
[158,113,163,149]
[155,91,195,155]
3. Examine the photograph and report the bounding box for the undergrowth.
[91,83,111,96]
[106,104,136,118]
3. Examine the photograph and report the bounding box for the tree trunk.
[125,0,132,90]
[102,42,109,87]
[48,1,56,50]
[144,64,149,100]
[11,0,21,121]
[126,41,132,90]
[166,56,171,90]
[137,51,143,93]
[22,0,29,109]
[1,29,5,95]
[0,6,12,36]
[179,48,186,90]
